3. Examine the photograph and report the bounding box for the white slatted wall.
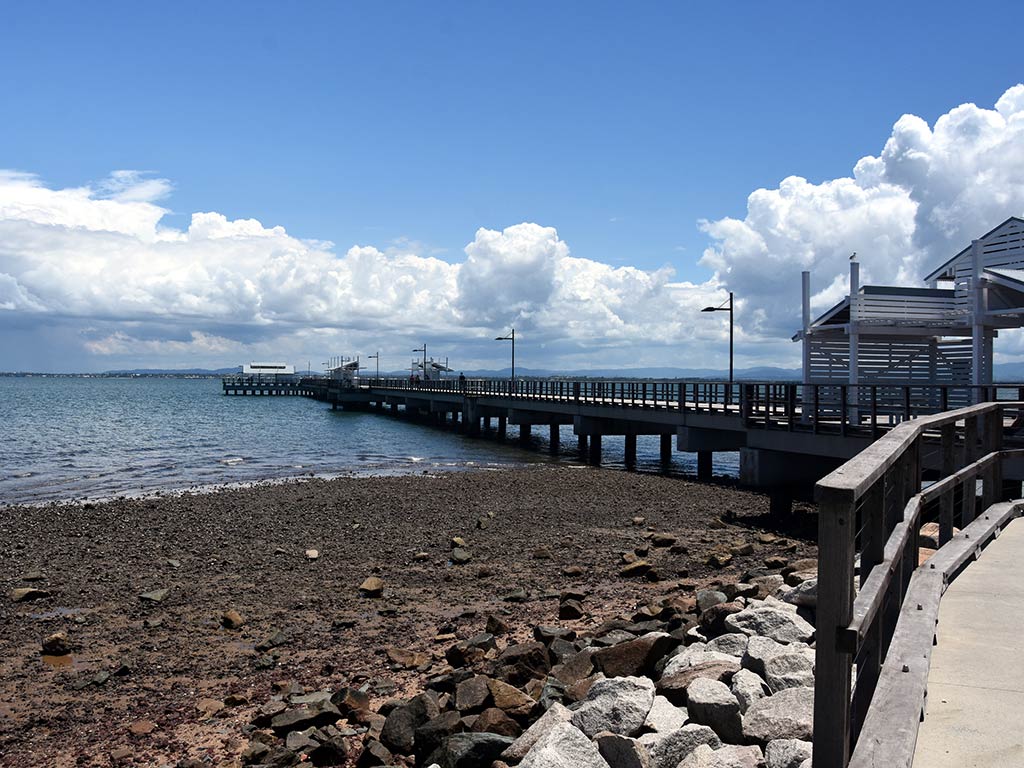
[807,337,975,385]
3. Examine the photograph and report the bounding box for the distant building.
[242,362,295,376]
[796,216,1024,401]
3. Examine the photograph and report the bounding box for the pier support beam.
[519,424,531,445]
[589,434,603,465]
[697,451,713,480]
[578,434,588,455]
[660,434,672,464]
[625,434,637,468]
[549,424,560,452]
[498,416,507,439]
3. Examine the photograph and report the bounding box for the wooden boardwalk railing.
[814,401,1024,767]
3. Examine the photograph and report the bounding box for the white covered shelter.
[795,217,1024,398]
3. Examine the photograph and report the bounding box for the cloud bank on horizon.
[3,84,1024,371]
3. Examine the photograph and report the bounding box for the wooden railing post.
[814,489,857,768]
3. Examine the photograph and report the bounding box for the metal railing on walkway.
[306,377,1024,435]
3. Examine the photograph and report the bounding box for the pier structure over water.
[295,376,1024,511]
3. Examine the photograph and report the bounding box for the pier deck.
[912,519,1024,768]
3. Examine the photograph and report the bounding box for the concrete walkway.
[913,520,1024,767]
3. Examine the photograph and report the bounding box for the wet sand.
[0,466,816,767]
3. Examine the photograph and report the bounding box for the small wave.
[409,456,424,463]
[219,457,245,466]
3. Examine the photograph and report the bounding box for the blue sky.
[2,2,1024,372]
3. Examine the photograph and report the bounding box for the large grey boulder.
[502,701,572,761]
[678,744,765,768]
[663,647,741,677]
[742,687,814,744]
[595,731,651,768]
[763,652,815,691]
[638,724,721,768]
[705,633,749,657]
[742,636,811,677]
[571,676,656,738]
[724,606,814,644]
[519,722,610,768]
[643,695,688,733]
[685,678,743,744]
[730,669,770,714]
[765,738,812,768]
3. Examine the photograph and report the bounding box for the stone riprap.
[235,560,818,767]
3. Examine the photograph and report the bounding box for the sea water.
[0,377,739,505]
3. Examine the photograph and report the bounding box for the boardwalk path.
[913,521,1024,767]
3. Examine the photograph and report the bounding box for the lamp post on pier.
[701,292,734,401]
[495,328,515,381]
[412,345,426,382]
[367,351,379,381]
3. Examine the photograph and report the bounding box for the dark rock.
[485,615,510,636]
[620,560,653,578]
[427,732,514,768]
[414,711,465,759]
[358,577,384,597]
[10,587,50,602]
[380,692,440,754]
[652,533,677,547]
[221,610,245,629]
[252,700,288,726]
[270,700,342,735]
[699,601,744,637]
[558,599,586,620]
[331,687,370,714]
[255,628,289,652]
[494,642,550,685]
[472,707,522,737]
[355,739,392,767]
[592,632,677,678]
[455,676,491,713]
[451,547,472,564]
[41,632,70,655]
[533,625,576,644]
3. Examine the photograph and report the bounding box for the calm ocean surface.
[0,377,739,505]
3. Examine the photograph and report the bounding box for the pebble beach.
[0,466,818,767]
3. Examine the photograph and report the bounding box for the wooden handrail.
[814,400,1024,768]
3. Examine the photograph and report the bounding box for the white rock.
[520,722,611,768]
[502,701,573,761]
[742,636,811,676]
[638,725,721,768]
[724,607,814,644]
[643,695,688,733]
[781,579,817,608]
[663,648,741,677]
[730,669,770,714]
[685,678,743,744]
[571,676,656,738]
[742,687,814,744]
[678,744,765,768]
[764,738,812,768]
[763,652,815,691]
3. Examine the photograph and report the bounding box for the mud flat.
[0,466,816,767]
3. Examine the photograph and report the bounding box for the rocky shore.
[0,466,817,767]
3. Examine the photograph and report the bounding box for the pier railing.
[325,378,1024,435]
[814,400,1024,767]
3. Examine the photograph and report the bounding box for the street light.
[495,328,515,381]
[701,292,734,387]
[367,351,379,381]
[412,345,427,381]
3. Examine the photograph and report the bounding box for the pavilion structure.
[795,217,1024,408]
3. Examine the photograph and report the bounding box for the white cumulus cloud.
[702,84,1024,343]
